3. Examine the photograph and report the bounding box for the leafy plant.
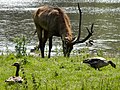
[14,36,27,57]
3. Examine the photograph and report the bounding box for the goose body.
[5,76,23,83]
[5,62,23,83]
[83,57,116,70]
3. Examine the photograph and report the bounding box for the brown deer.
[32,3,94,58]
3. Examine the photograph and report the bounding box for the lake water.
[0,0,120,56]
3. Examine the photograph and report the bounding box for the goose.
[83,57,116,70]
[5,62,23,83]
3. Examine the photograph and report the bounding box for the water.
[0,0,120,56]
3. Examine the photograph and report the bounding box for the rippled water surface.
[0,0,120,56]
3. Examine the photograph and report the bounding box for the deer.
[32,3,94,58]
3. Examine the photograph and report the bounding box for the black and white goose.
[5,62,23,83]
[83,57,116,70]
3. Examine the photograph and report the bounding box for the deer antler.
[76,3,82,41]
[72,3,94,45]
[79,23,94,43]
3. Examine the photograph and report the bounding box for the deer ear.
[65,37,68,40]
[65,37,71,45]
[65,37,69,42]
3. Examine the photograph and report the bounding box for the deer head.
[62,3,94,57]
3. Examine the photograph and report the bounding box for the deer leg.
[48,37,52,58]
[37,30,44,58]
[36,26,45,58]
[39,30,47,58]
[39,40,45,58]
[40,30,48,58]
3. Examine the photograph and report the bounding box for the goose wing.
[5,76,23,83]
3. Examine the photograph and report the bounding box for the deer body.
[33,4,94,58]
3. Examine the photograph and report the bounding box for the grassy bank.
[0,50,119,90]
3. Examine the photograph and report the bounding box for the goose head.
[12,62,20,67]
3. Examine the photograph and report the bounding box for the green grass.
[0,52,120,90]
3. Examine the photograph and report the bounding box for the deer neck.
[60,16,73,42]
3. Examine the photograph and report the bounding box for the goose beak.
[11,64,14,66]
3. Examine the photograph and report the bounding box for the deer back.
[33,5,73,41]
